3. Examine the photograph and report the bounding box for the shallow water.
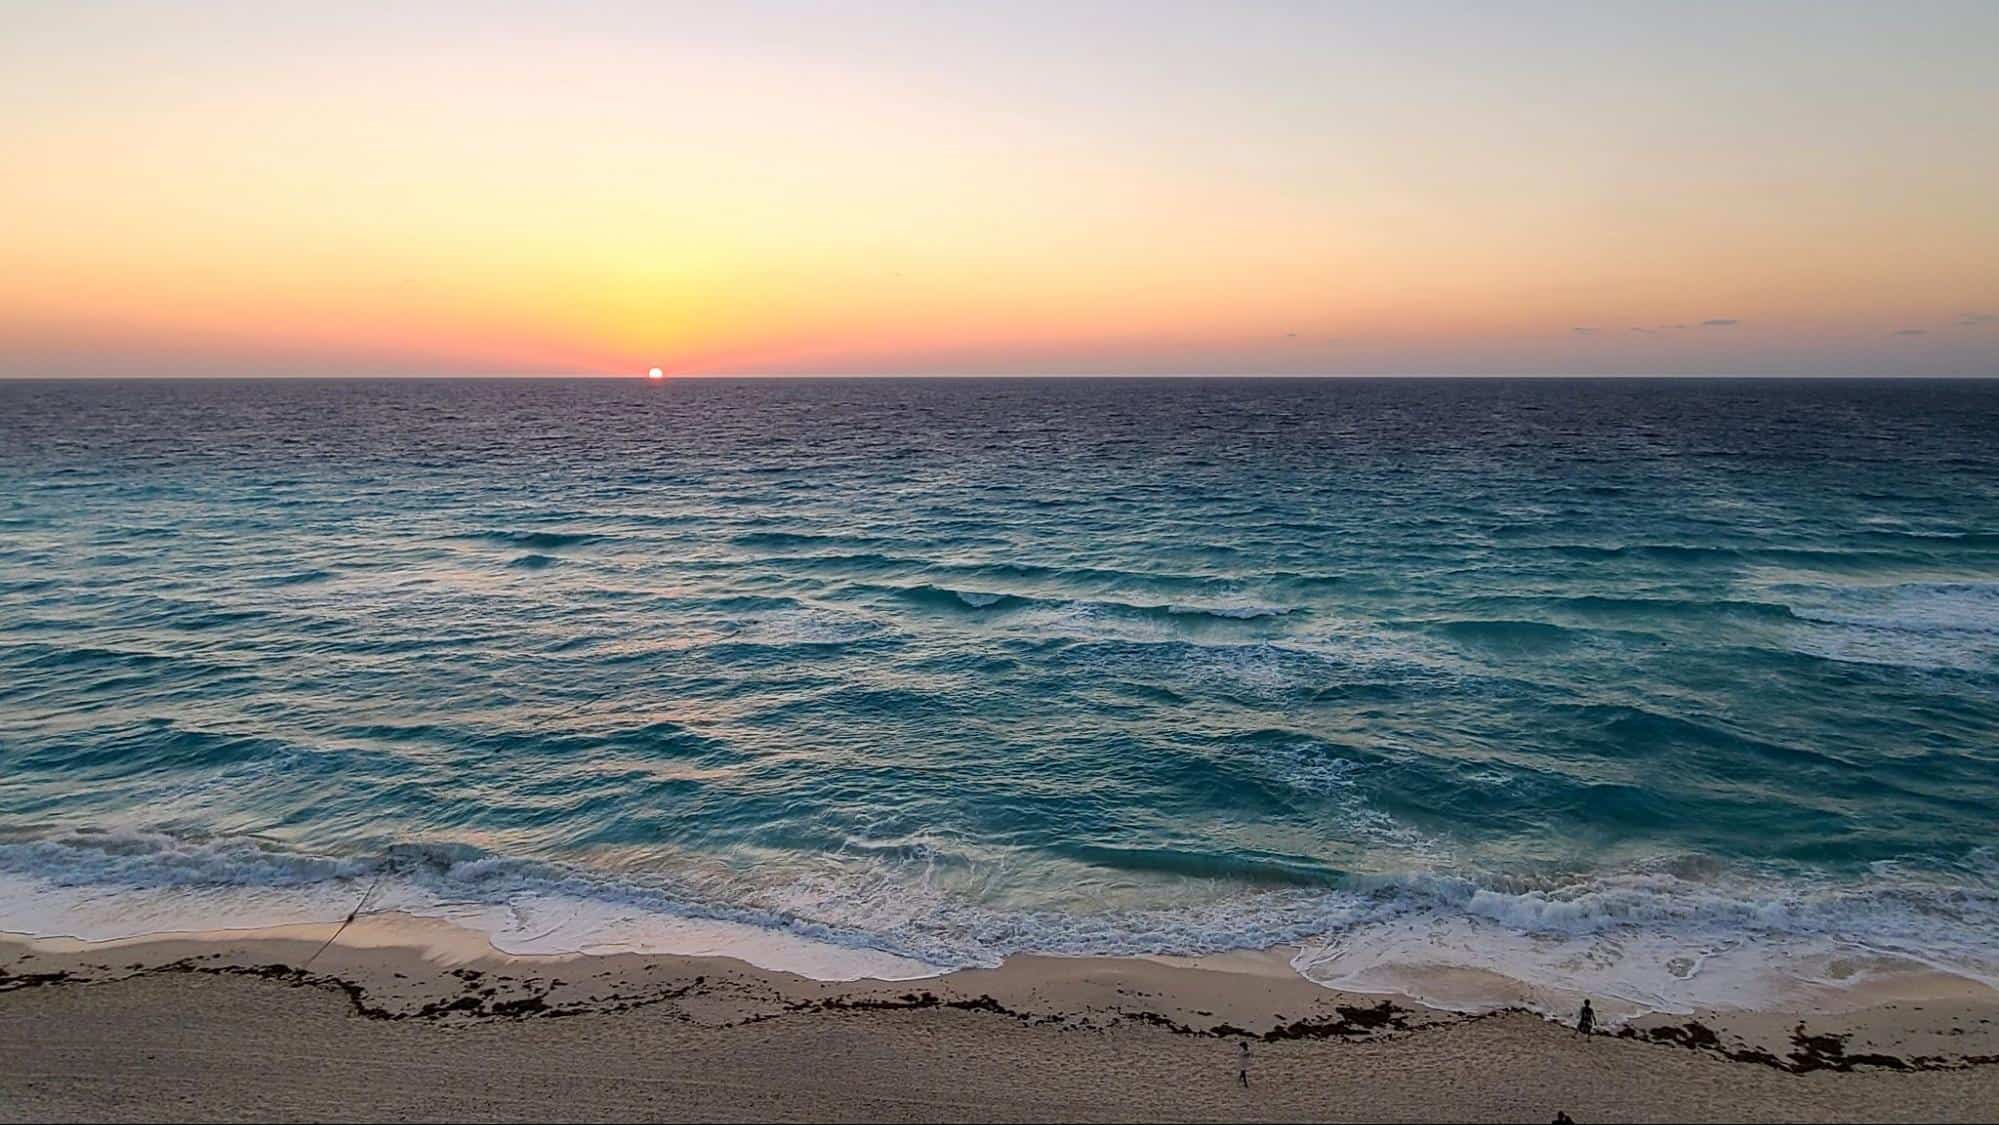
[2,377,1996,1011]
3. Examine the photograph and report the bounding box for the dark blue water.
[3,378,1995,1010]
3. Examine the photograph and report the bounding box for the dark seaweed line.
[1618,1019,1999,1074]
[5,963,1995,1075]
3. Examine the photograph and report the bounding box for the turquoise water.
[2,378,1995,1009]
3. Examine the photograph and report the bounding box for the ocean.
[2,376,1995,1013]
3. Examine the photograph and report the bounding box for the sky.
[3,1,1996,377]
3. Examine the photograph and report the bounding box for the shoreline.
[7,901,1996,1031]
[5,912,1998,1122]
[9,846,1995,1029]
[9,910,1999,1048]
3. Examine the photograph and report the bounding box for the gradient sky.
[4,1,1997,377]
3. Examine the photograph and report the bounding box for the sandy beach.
[4,916,1995,1123]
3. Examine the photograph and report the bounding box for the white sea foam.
[1295,866,1999,1019]
[2,829,1993,1018]
[1164,602,1294,619]
[725,606,883,647]
[1752,578,1999,672]
[0,831,948,980]
[1782,580,1999,634]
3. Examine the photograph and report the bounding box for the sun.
[647,368,664,380]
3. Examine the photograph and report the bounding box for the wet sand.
[3,917,1996,1123]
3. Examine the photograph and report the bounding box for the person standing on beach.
[1575,998,1595,1037]
[1236,1040,1251,1087]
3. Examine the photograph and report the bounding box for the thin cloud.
[1891,329,1928,337]
[1571,327,1595,336]
[1700,318,1740,327]
[1958,313,1996,327]
[1630,327,1657,335]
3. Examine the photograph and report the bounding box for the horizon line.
[11,375,1999,385]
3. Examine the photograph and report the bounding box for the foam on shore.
[4,829,1994,1021]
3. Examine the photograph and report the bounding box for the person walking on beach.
[1574,998,1595,1038]
[1236,1040,1251,1087]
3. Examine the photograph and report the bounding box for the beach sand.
[4,916,1996,1123]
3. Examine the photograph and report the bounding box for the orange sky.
[3,3,1996,376]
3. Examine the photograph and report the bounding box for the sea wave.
[1483,593,1804,623]
[250,568,333,587]
[460,529,606,550]
[1429,618,1580,647]
[867,582,1297,625]
[1751,578,1999,671]
[2,828,1991,1017]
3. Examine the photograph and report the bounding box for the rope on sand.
[301,869,387,971]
